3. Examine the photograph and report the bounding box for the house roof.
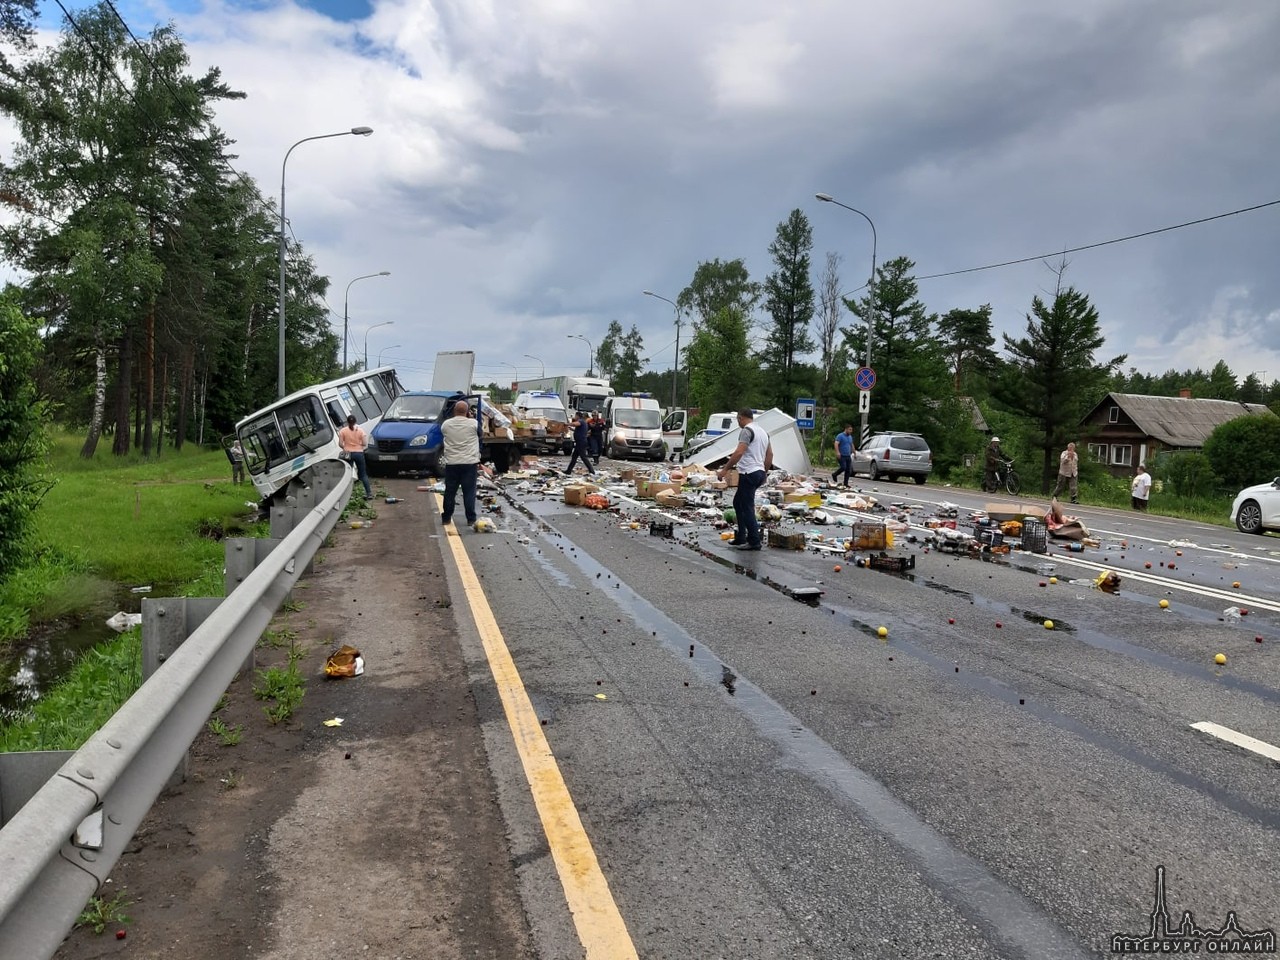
[1089,392,1275,447]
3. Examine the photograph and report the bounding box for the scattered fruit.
[877,626,888,638]
[1232,581,1241,589]
[995,621,1003,629]
[1144,562,1152,569]
[1049,576,1058,584]
[1159,599,1169,609]
[1214,653,1226,665]
[947,618,955,625]
[1044,620,1054,630]
[833,564,842,572]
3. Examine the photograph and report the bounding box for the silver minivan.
[854,431,932,484]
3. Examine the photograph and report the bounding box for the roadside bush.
[1202,414,1280,490]
[1153,452,1217,498]
[0,295,53,578]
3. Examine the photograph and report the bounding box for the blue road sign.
[795,398,816,430]
[855,367,876,391]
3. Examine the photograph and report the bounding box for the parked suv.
[854,431,932,484]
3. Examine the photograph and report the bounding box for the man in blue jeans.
[440,400,481,529]
[831,423,855,487]
[717,409,773,550]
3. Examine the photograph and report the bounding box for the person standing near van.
[440,400,481,528]
[565,411,596,476]
[587,411,606,464]
[228,439,245,485]
[1050,442,1079,503]
[718,408,773,551]
[338,414,373,499]
[831,424,855,487]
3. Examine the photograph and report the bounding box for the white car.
[1231,478,1280,534]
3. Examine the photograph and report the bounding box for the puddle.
[1,580,177,723]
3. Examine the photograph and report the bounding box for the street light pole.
[568,334,594,377]
[523,354,545,378]
[377,344,400,367]
[643,290,682,409]
[364,320,394,369]
[498,361,519,393]
[816,193,877,445]
[344,270,390,369]
[278,125,374,398]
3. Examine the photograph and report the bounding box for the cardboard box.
[636,479,682,500]
[655,489,686,508]
[618,468,639,482]
[768,530,806,550]
[725,471,739,489]
[710,480,729,490]
[564,483,600,505]
[983,502,1047,521]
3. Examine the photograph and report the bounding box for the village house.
[1078,391,1274,477]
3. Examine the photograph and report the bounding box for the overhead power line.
[916,198,1280,281]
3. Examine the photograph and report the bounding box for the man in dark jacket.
[587,412,606,463]
[565,411,596,476]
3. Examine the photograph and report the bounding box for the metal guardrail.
[0,461,352,959]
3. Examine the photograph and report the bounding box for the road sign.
[855,367,876,391]
[858,390,870,414]
[795,398,816,430]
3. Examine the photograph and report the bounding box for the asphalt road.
[446,470,1280,959]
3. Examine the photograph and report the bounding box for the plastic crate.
[650,520,674,538]
[977,529,1004,547]
[850,522,888,550]
[1020,518,1048,554]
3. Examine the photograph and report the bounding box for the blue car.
[366,390,454,477]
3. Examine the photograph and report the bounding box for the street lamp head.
[642,290,655,296]
[378,270,390,276]
[351,126,374,136]
[815,193,833,202]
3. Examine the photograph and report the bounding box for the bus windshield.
[241,395,333,474]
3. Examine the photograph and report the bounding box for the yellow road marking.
[440,512,638,960]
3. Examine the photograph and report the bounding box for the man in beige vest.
[1050,442,1079,503]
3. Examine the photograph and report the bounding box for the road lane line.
[1190,722,1280,764]
[441,515,639,960]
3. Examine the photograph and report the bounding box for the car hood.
[1235,480,1280,500]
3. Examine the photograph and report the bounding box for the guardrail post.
[0,752,74,829]
[141,597,223,786]
[224,538,280,673]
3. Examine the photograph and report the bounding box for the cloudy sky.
[17,0,1280,391]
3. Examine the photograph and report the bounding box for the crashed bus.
[235,366,405,500]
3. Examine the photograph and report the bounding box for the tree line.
[0,1,340,460]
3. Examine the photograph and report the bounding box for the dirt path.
[53,484,535,960]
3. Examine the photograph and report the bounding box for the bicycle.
[984,458,1021,496]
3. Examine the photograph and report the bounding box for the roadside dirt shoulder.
[54,483,535,960]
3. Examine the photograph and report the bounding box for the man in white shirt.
[440,400,481,528]
[1130,464,1151,511]
[717,408,773,550]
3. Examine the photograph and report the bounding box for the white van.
[684,411,745,458]
[603,394,665,461]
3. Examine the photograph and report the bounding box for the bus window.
[348,379,380,422]
[326,400,347,429]
[365,374,392,414]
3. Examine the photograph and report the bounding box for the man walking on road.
[565,411,596,476]
[718,408,773,551]
[1131,463,1152,511]
[1050,442,1079,503]
[338,414,373,499]
[832,424,855,487]
[440,400,481,528]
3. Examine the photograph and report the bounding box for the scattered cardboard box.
[636,479,682,500]
[564,483,600,505]
[768,530,806,550]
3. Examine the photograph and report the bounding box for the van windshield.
[383,395,446,422]
[616,409,662,429]
[523,406,568,424]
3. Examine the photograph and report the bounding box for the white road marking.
[1190,722,1280,764]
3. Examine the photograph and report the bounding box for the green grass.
[0,428,268,749]
[0,628,143,752]
[76,891,133,934]
[253,661,305,724]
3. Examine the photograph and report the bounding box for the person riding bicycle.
[984,436,1004,492]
